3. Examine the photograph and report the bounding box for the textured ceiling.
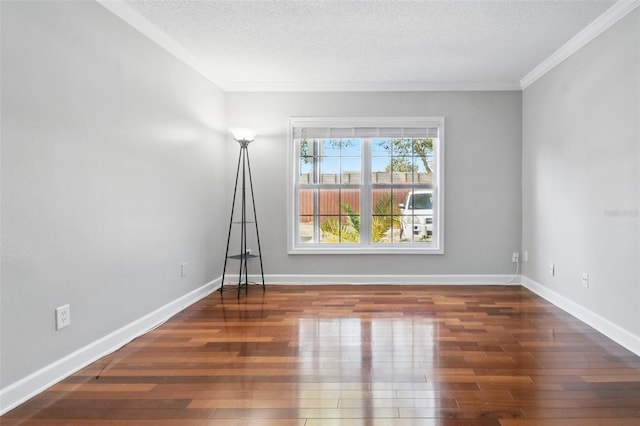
[123,0,617,91]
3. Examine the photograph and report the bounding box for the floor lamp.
[221,128,265,298]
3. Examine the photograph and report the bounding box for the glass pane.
[399,189,434,243]
[318,188,360,244]
[371,156,389,173]
[389,156,414,173]
[340,189,360,242]
[372,189,392,215]
[298,216,314,243]
[409,192,433,209]
[413,156,428,173]
[341,157,361,184]
[341,171,360,184]
[319,215,360,243]
[394,138,413,156]
[411,138,433,156]
[371,157,391,184]
[299,139,313,157]
[319,216,341,243]
[412,138,434,179]
[372,189,401,244]
[395,188,411,209]
[298,189,314,217]
[319,157,340,184]
[372,138,391,155]
[340,189,360,214]
[299,159,313,183]
[318,189,340,215]
[371,216,398,243]
[321,139,341,156]
[340,216,360,243]
[415,167,433,184]
[341,139,361,156]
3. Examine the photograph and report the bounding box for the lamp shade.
[230,128,256,143]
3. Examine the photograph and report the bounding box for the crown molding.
[222,81,521,92]
[96,0,227,88]
[520,0,640,90]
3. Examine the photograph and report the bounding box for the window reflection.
[297,316,438,417]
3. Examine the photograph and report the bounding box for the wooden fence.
[299,172,432,221]
[299,188,421,221]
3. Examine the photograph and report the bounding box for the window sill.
[288,246,444,255]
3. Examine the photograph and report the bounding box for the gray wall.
[522,10,640,335]
[1,1,227,386]
[226,91,522,276]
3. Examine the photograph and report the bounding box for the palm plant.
[319,201,360,243]
[371,196,401,242]
[320,195,400,243]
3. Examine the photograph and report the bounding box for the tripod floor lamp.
[221,128,265,298]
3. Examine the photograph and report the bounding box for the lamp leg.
[221,146,244,293]
[245,149,265,291]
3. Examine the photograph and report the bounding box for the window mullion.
[360,138,372,245]
[293,139,300,247]
[313,139,320,243]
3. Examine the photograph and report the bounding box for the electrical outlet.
[523,250,529,262]
[181,263,188,278]
[549,263,555,277]
[55,304,71,330]
[512,252,519,263]
[581,273,589,288]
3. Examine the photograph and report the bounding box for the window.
[288,117,444,254]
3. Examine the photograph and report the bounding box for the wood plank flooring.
[3,285,640,425]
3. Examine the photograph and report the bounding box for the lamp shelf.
[227,252,259,260]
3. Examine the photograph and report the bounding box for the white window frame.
[287,117,444,254]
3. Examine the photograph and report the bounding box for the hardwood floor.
[3,285,639,425]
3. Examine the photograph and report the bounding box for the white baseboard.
[0,279,220,416]
[521,275,640,357]
[227,273,521,286]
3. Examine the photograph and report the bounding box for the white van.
[398,189,433,240]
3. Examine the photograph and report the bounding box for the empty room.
[1,0,639,424]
